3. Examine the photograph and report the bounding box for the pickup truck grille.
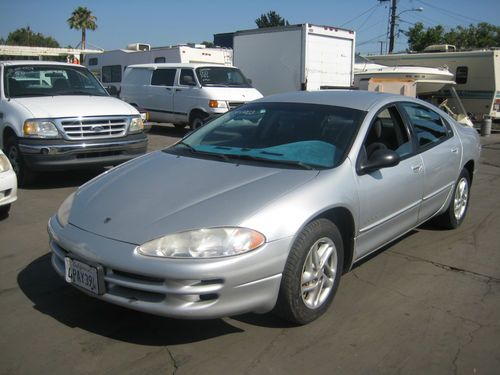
[59,117,128,140]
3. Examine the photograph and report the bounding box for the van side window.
[179,69,196,86]
[151,69,176,86]
[400,103,449,150]
[88,58,98,66]
[102,65,122,83]
[456,66,468,84]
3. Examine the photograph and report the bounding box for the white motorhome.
[84,44,233,94]
[233,24,355,96]
[368,48,500,121]
[120,63,262,129]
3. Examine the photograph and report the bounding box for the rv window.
[154,57,166,63]
[151,69,176,86]
[102,65,122,83]
[88,58,98,66]
[456,66,468,84]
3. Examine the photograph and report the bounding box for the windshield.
[170,102,365,169]
[195,67,252,88]
[4,65,108,98]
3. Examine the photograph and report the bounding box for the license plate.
[65,257,100,295]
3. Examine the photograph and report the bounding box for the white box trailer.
[369,49,500,121]
[83,44,233,94]
[233,24,355,96]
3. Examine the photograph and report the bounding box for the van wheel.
[273,219,344,325]
[190,115,206,130]
[5,136,34,187]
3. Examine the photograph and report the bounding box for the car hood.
[13,96,137,118]
[69,151,318,245]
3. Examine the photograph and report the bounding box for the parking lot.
[1,126,499,375]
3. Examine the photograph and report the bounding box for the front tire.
[0,204,11,218]
[5,136,35,187]
[274,219,344,325]
[189,114,206,130]
[435,169,471,229]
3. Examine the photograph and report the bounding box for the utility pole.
[388,0,397,53]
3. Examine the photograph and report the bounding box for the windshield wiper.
[10,93,53,97]
[175,142,229,161]
[223,153,315,170]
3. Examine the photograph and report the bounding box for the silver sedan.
[48,90,480,324]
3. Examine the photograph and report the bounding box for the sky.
[0,0,498,55]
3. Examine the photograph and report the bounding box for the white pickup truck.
[0,61,148,185]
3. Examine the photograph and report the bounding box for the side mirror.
[359,149,400,175]
[106,85,119,96]
[247,78,253,85]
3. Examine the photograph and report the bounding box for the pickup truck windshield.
[4,65,108,98]
[195,67,252,88]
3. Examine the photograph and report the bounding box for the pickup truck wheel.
[434,169,471,229]
[5,136,34,187]
[0,204,11,218]
[273,219,344,325]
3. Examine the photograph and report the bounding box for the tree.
[2,26,59,47]
[255,11,289,28]
[67,6,97,49]
[407,22,499,51]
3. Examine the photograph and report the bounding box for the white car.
[0,149,17,217]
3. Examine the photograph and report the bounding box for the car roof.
[0,60,85,68]
[256,90,406,112]
[127,63,235,69]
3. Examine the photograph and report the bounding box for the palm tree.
[67,6,97,49]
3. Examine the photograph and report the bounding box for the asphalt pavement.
[1,125,499,375]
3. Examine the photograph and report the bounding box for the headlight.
[23,120,60,138]
[57,192,76,227]
[209,100,228,109]
[0,153,12,173]
[137,227,265,258]
[129,117,144,133]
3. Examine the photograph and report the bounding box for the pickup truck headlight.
[0,153,13,173]
[136,227,265,258]
[57,192,76,227]
[23,120,60,138]
[129,117,144,133]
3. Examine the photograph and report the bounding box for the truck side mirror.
[181,76,196,86]
[106,85,119,96]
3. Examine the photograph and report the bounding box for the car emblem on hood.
[92,125,104,133]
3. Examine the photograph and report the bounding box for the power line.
[415,0,483,24]
[357,5,382,31]
[357,32,388,46]
[340,4,380,27]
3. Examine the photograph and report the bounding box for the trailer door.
[306,32,353,90]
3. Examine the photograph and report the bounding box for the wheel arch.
[2,125,18,149]
[189,108,209,123]
[307,206,356,274]
[463,160,474,184]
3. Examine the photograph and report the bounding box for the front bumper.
[48,216,291,319]
[0,169,17,207]
[19,133,148,171]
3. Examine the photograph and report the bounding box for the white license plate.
[64,257,100,295]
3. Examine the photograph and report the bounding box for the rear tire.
[273,219,344,325]
[5,136,35,187]
[434,169,471,229]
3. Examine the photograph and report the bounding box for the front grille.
[59,117,128,140]
[50,240,223,306]
[228,102,245,110]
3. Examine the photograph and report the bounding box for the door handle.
[411,164,423,173]
[451,147,459,153]
[175,88,182,92]
[165,87,171,91]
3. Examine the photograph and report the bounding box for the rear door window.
[400,103,451,150]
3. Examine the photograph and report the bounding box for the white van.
[0,61,147,186]
[120,63,263,129]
